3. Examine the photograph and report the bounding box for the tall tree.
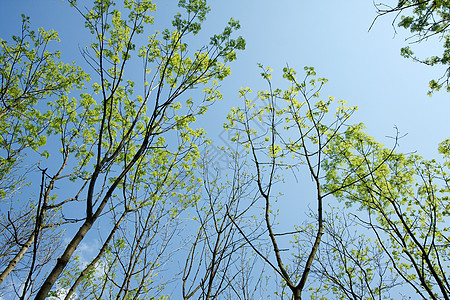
[222,65,390,299]
[0,0,244,298]
[319,125,450,299]
[0,14,87,298]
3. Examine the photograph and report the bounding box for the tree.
[221,64,450,300]
[0,14,88,298]
[373,0,450,94]
[305,208,401,299]
[4,1,450,299]
[222,65,394,299]
[317,125,450,299]
[181,147,269,300]
[0,0,244,298]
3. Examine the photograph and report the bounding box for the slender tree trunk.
[64,212,126,300]
[36,128,150,299]
[35,218,95,300]
[0,232,35,285]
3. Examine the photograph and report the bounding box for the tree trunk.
[35,219,94,300]
[0,232,35,285]
[292,288,301,300]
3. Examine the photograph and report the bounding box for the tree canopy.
[0,0,449,299]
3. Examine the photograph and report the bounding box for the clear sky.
[1,0,449,298]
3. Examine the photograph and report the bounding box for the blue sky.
[1,0,449,297]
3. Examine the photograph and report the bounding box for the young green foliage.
[374,0,450,94]
[0,0,245,299]
[323,123,450,299]
[0,15,88,198]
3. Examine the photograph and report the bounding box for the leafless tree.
[182,148,268,299]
